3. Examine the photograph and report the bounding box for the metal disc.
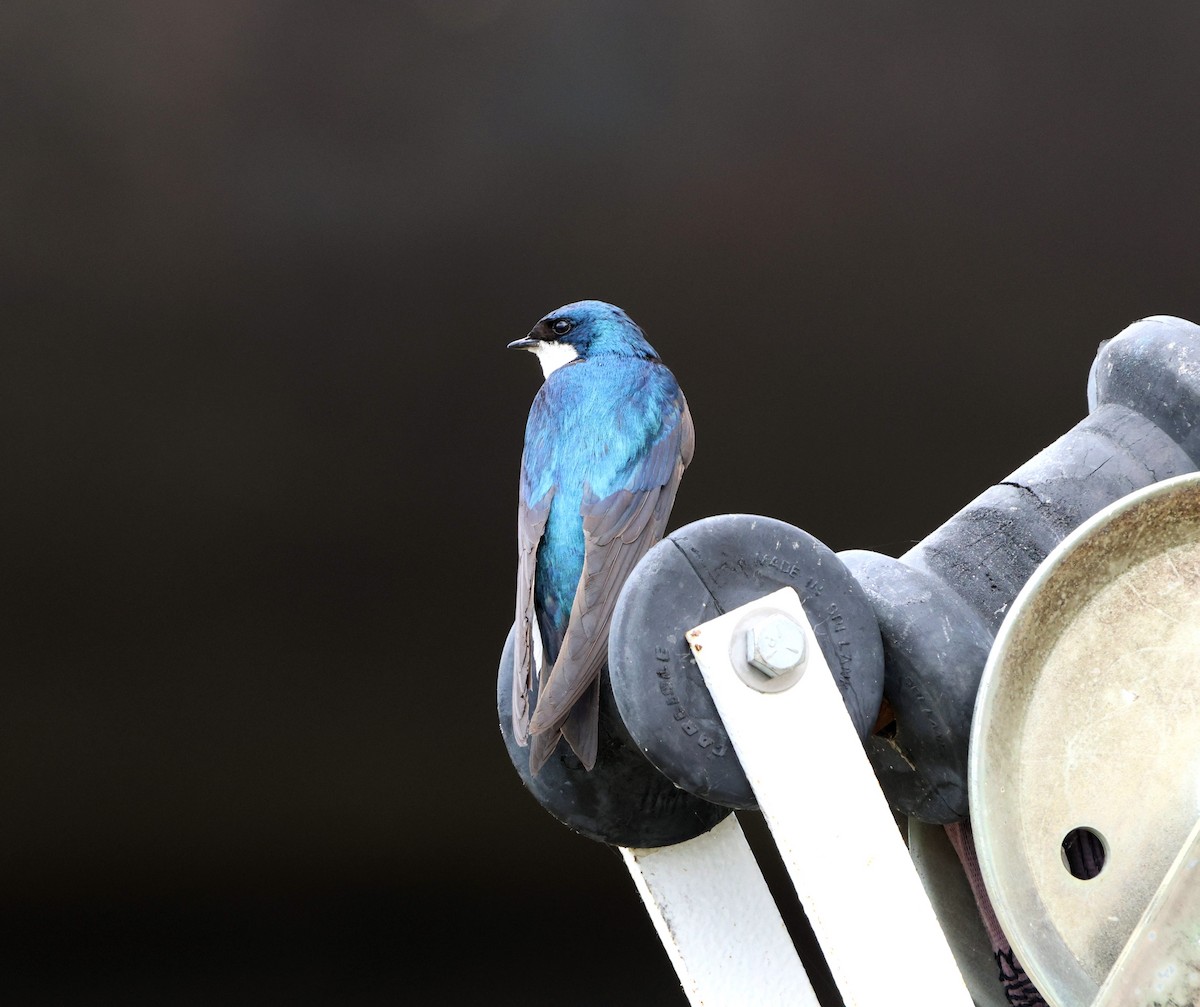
[969,472,1200,1006]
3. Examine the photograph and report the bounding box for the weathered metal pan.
[969,472,1200,1006]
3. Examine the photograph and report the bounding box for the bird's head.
[508,300,658,378]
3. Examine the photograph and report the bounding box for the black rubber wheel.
[496,625,730,847]
[840,550,993,824]
[607,514,885,809]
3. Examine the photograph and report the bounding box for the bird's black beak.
[507,332,540,350]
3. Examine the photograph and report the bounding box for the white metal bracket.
[623,815,821,1006]
[621,587,972,1006]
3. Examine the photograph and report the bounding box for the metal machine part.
[846,315,1200,823]
[1092,815,1200,1006]
[607,513,885,809]
[676,589,972,1007]
[970,473,1200,1006]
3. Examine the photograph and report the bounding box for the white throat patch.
[530,340,579,378]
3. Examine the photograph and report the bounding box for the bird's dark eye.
[551,318,573,336]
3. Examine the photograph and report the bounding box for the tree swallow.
[509,300,694,774]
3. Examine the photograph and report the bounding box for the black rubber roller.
[496,626,730,847]
[839,550,993,824]
[607,514,885,809]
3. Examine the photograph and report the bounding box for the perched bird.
[509,300,694,774]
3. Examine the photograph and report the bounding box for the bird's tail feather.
[528,676,599,775]
[560,677,599,770]
[528,726,559,774]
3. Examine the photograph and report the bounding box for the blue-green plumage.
[510,301,693,773]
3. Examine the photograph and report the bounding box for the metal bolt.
[745,616,807,678]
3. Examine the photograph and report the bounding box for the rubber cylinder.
[607,514,884,809]
[860,315,1200,821]
[496,626,729,847]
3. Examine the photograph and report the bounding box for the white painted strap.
[687,588,972,1007]
[623,814,820,1007]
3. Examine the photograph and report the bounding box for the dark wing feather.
[559,675,600,769]
[528,396,694,772]
[513,485,553,746]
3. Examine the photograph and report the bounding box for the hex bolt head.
[745,616,807,678]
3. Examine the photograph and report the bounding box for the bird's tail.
[528,676,599,774]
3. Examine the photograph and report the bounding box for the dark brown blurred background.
[2,2,1199,1003]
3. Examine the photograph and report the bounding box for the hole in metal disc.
[1061,827,1107,879]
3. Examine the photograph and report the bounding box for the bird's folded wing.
[528,398,694,770]
[513,485,553,745]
